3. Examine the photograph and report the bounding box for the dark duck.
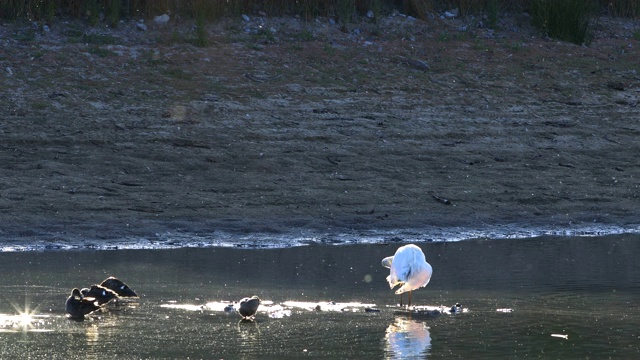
[237,296,261,319]
[65,288,100,319]
[99,276,138,297]
[81,284,119,305]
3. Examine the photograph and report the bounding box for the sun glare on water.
[0,299,53,333]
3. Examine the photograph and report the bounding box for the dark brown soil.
[1,14,639,246]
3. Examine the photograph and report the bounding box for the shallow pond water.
[1,234,639,359]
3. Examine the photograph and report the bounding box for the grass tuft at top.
[529,0,598,45]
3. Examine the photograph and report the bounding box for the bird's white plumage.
[382,244,432,295]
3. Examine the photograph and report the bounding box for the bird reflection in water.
[236,316,261,340]
[384,318,431,359]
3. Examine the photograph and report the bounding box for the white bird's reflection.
[384,318,431,359]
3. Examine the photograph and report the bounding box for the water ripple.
[0,223,638,252]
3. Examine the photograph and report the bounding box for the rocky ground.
[0,11,639,247]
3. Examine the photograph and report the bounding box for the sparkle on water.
[0,233,639,358]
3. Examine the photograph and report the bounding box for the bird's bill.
[381,256,394,269]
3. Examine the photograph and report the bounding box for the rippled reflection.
[385,318,431,359]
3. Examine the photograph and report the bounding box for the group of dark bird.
[65,276,138,319]
[65,276,262,320]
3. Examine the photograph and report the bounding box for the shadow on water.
[0,234,639,358]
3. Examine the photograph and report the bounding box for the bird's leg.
[399,293,403,307]
[408,291,412,308]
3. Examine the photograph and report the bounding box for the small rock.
[201,94,218,102]
[154,14,170,24]
[136,22,147,31]
[445,8,459,18]
[258,10,267,17]
[366,10,374,19]
[89,101,107,110]
[242,14,250,22]
[42,25,50,32]
[404,57,430,71]
[287,84,304,93]
[6,67,13,76]
[432,194,450,204]
[607,81,625,91]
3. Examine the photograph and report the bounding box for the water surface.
[1,235,639,359]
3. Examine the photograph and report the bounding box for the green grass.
[289,44,304,51]
[106,0,122,28]
[193,14,209,47]
[486,0,499,29]
[507,41,523,52]
[88,47,116,57]
[14,29,35,42]
[0,1,637,25]
[607,0,640,17]
[438,31,450,42]
[322,43,336,56]
[86,0,100,26]
[62,27,84,39]
[31,101,50,110]
[162,68,192,81]
[529,0,598,45]
[252,29,277,44]
[336,0,355,25]
[32,50,45,59]
[143,50,162,66]
[82,33,118,45]
[295,29,315,42]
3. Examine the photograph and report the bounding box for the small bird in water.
[382,244,433,307]
[100,276,138,297]
[450,303,463,314]
[81,285,119,305]
[237,296,261,319]
[66,288,100,319]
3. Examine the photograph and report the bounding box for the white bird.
[382,244,433,307]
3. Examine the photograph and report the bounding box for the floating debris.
[432,195,451,205]
[392,304,468,317]
[284,301,376,312]
[551,334,569,340]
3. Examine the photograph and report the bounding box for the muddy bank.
[1,15,639,246]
